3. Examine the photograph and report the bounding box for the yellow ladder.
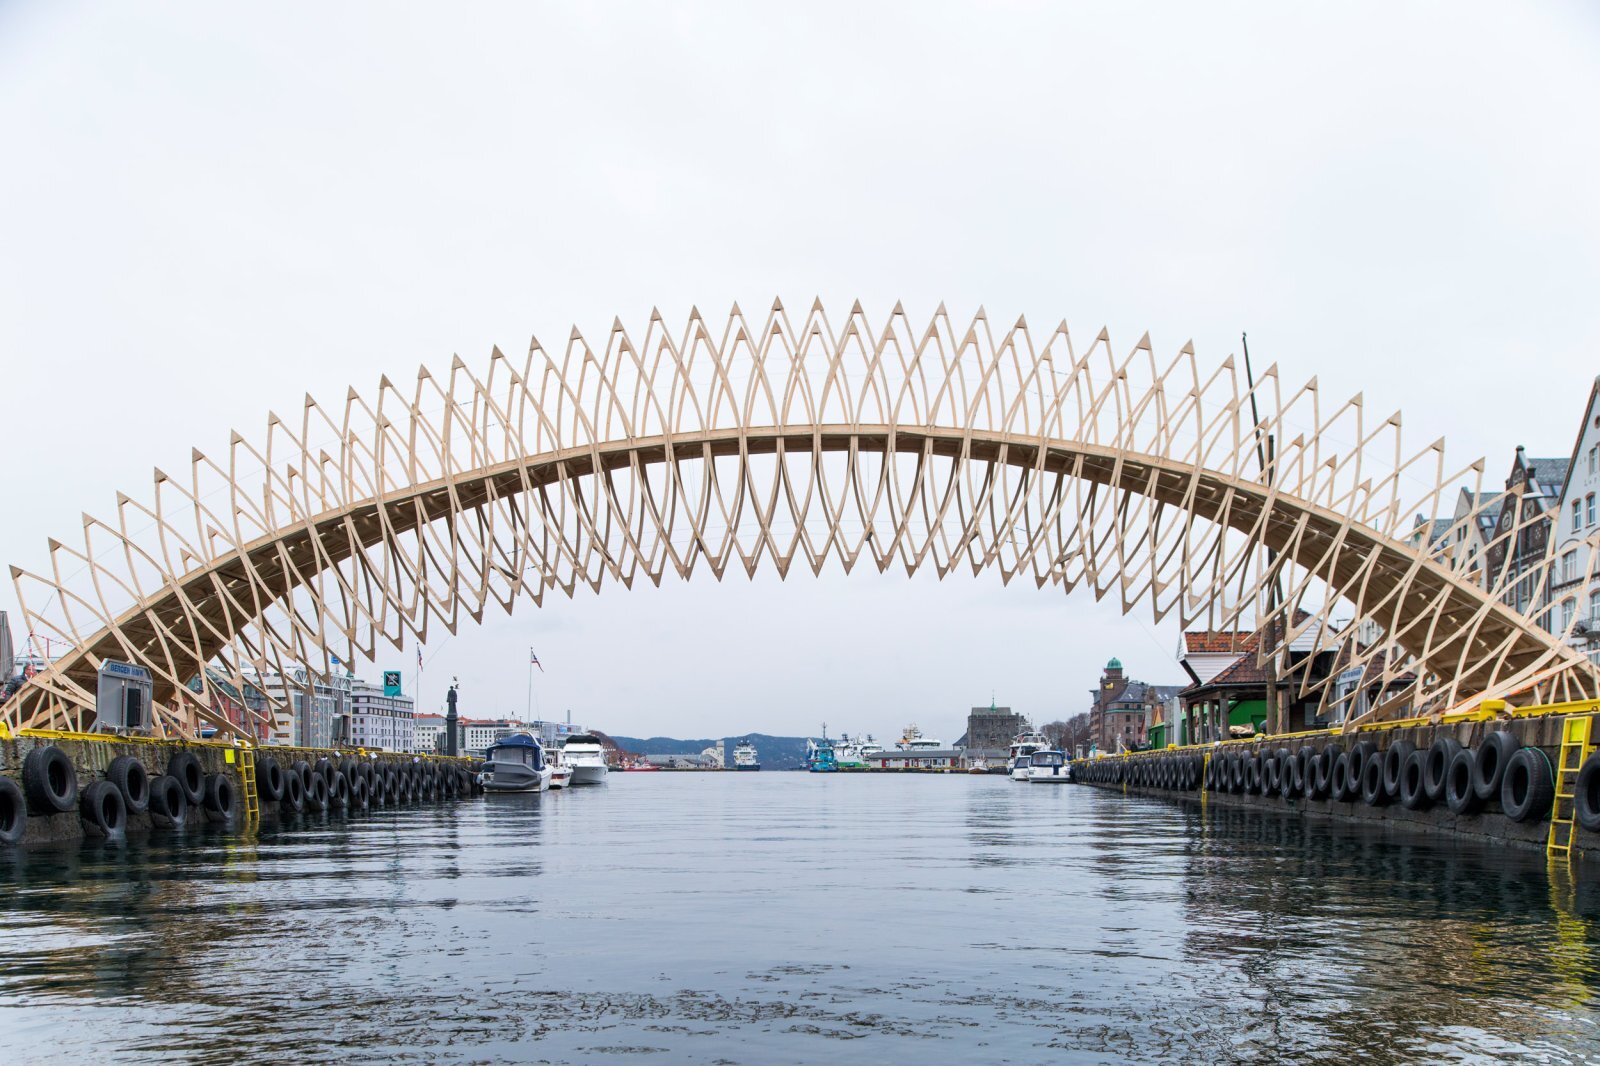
[236,746,261,833]
[1547,716,1594,860]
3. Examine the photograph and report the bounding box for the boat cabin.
[485,732,545,770]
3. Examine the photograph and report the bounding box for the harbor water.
[2,773,1598,1063]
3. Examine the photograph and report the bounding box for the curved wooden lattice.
[6,300,1597,737]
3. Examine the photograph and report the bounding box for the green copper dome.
[1107,657,1122,669]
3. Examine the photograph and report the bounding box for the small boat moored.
[1009,731,1050,782]
[562,734,610,785]
[547,746,573,789]
[1027,749,1071,783]
[479,732,552,793]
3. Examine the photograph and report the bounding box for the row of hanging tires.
[0,744,482,845]
[1075,731,1600,832]
[252,753,479,814]
[0,744,239,842]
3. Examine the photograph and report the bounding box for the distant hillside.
[609,733,812,770]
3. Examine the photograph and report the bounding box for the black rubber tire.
[80,779,126,837]
[316,758,337,788]
[23,745,79,813]
[340,758,360,788]
[168,752,205,806]
[385,768,400,803]
[1360,753,1389,807]
[329,773,349,810]
[0,777,28,845]
[150,774,188,824]
[1574,753,1600,833]
[1499,748,1554,823]
[282,771,305,813]
[1424,737,1461,803]
[306,773,329,812]
[1399,749,1431,810]
[370,772,386,807]
[351,775,370,810]
[257,755,285,801]
[1263,754,1279,795]
[292,761,313,794]
[1331,753,1352,801]
[203,773,236,819]
[1445,748,1482,815]
[1317,746,1341,800]
[105,755,150,815]
[1382,741,1415,799]
[1279,752,1300,800]
[1472,731,1520,802]
[1347,741,1376,791]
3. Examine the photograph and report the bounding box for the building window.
[1575,500,1584,529]
[1564,551,1578,582]
[1561,598,1576,631]
[1591,589,1600,626]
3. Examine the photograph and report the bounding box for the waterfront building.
[1089,659,1168,751]
[346,677,414,752]
[185,669,268,740]
[249,667,340,748]
[1176,618,1339,738]
[1141,685,1186,748]
[0,610,12,684]
[863,747,965,771]
[1484,447,1568,624]
[701,744,725,768]
[463,718,530,755]
[1549,377,1600,665]
[413,713,446,754]
[961,701,1027,750]
[1443,488,1504,587]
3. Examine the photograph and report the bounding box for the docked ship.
[733,739,761,771]
[895,724,943,752]
[560,733,610,785]
[1009,731,1050,782]
[806,734,838,772]
[833,733,869,771]
[479,732,552,793]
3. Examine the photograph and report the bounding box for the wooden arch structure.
[5,300,1597,737]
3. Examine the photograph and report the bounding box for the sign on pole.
[383,670,402,697]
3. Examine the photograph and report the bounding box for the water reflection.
[0,776,1596,1063]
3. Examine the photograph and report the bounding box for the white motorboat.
[1027,749,1071,783]
[479,732,552,792]
[561,733,610,785]
[547,745,574,789]
[1009,731,1050,782]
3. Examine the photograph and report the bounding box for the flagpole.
[526,651,533,725]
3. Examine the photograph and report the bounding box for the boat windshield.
[1030,752,1064,767]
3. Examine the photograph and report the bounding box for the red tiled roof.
[1206,653,1270,686]
[1183,630,1259,654]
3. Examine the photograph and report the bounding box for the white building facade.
[1550,377,1600,665]
[347,679,415,752]
[251,667,340,748]
[413,713,446,754]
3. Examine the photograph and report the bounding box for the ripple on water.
[0,774,1597,1064]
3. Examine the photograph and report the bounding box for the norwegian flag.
[530,649,544,672]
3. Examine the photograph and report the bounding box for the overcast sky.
[2,2,1598,743]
